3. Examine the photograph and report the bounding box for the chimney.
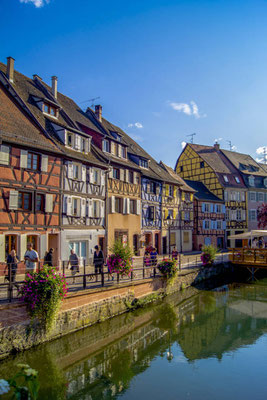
[51,76,58,99]
[95,105,102,122]
[214,143,220,151]
[6,57,15,83]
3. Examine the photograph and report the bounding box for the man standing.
[69,249,79,283]
[44,248,54,267]
[24,242,39,275]
[93,245,105,274]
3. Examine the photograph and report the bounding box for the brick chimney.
[51,76,58,99]
[6,57,15,83]
[214,143,220,151]
[95,105,102,122]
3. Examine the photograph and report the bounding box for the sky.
[1,0,267,167]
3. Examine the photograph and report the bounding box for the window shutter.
[165,185,169,197]
[222,205,226,213]
[223,221,226,229]
[190,193,194,201]
[0,145,10,165]
[210,204,214,213]
[126,198,130,214]
[147,182,150,193]
[108,167,113,179]
[190,211,193,221]
[111,142,115,155]
[68,162,74,179]
[81,198,86,217]
[156,184,160,195]
[164,209,168,219]
[20,150,28,168]
[120,169,124,181]
[100,201,105,217]
[181,211,185,220]
[134,172,138,185]
[75,135,80,150]
[203,220,205,229]
[110,196,115,213]
[89,167,94,183]
[118,144,121,157]
[182,192,185,201]
[173,186,177,198]
[101,171,105,186]
[214,204,217,213]
[9,190,19,210]
[20,234,27,260]
[136,199,141,215]
[41,154,48,172]
[81,165,87,182]
[0,234,5,262]
[88,199,93,217]
[202,203,205,213]
[45,194,53,213]
[40,234,47,260]
[125,169,129,183]
[66,196,72,215]
[213,221,217,230]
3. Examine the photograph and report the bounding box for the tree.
[257,203,267,229]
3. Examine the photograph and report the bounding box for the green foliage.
[19,266,68,331]
[4,364,39,399]
[201,245,218,267]
[157,258,177,279]
[110,240,133,261]
[107,240,133,276]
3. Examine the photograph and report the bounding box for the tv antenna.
[227,140,234,151]
[263,146,267,164]
[80,97,100,108]
[187,133,196,144]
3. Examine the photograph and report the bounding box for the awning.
[228,230,267,240]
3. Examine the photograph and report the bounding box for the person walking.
[68,249,79,284]
[6,249,19,288]
[44,248,54,267]
[150,247,158,266]
[172,247,179,261]
[93,245,104,274]
[24,242,39,275]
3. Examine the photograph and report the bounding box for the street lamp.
[166,215,174,257]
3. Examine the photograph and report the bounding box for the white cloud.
[214,138,223,143]
[181,141,187,149]
[128,122,143,129]
[256,146,267,155]
[169,100,206,119]
[19,0,49,7]
[256,157,263,162]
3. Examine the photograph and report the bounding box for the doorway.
[162,236,167,255]
[155,233,160,254]
[98,236,106,257]
[48,234,59,266]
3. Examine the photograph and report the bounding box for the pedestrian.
[6,249,19,288]
[150,247,158,266]
[172,246,179,261]
[68,249,79,283]
[44,248,54,267]
[24,242,39,275]
[144,251,151,267]
[93,245,104,274]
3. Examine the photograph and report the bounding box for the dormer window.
[248,175,255,187]
[67,132,73,147]
[235,176,240,183]
[223,175,229,183]
[264,177,267,188]
[43,102,57,117]
[140,158,148,169]
[103,139,110,153]
[65,131,90,154]
[121,146,126,159]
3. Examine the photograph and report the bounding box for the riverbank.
[0,263,231,360]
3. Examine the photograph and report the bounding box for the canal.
[1,279,267,399]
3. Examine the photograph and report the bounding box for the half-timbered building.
[184,180,226,250]
[175,143,248,248]
[0,58,108,264]
[0,61,62,265]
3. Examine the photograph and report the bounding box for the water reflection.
[1,283,267,399]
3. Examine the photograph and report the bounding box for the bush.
[19,266,68,331]
[157,258,177,278]
[201,245,218,267]
[107,240,133,276]
[1,364,39,399]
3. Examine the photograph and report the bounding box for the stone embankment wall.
[0,263,231,360]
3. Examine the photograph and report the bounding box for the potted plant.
[157,258,177,278]
[107,240,133,276]
[201,245,218,267]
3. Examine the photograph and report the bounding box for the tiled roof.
[184,180,224,202]
[222,149,267,177]
[160,162,195,192]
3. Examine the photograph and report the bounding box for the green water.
[1,281,267,399]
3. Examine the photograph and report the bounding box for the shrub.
[157,258,177,278]
[19,266,68,331]
[201,245,218,267]
[1,364,39,399]
[107,240,133,276]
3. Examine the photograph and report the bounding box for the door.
[48,234,59,266]
[98,236,106,258]
[217,237,224,249]
[162,236,167,255]
[133,234,138,255]
[204,237,211,246]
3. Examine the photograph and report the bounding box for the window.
[121,147,126,158]
[241,192,245,201]
[130,199,135,214]
[216,204,222,213]
[249,210,257,221]
[115,143,119,157]
[18,192,32,211]
[200,161,204,168]
[115,197,121,213]
[235,176,240,183]
[27,152,40,170]
[226,209,230,220]
[224,191,228,201]
[93,200,98,218]
[67,133,73,147]
[169,185,174,197]
[69,241,86,259]
[5,235,17,259]
[103,139,110,152]
[148,206,155,220]
[27,235,38,251]
[81,138,86,152]
[43,102,57,117]
[180,166,183,172]
[140,158,148,168]
[258,192,264,202]
[150,181,157,194]
[236,209,242,220]
[249,192,256,201]
[223,175,229,183]
[204,220,210,229]
[184,211,190,221]
[204,203,210,212]
[168,209,173,219]
[185,192,190,202]
[128,171,134,184]
[236,192,240,201]
[264,178,267,188]
[73,164,80,180]
[113,168,120,180]
[94,170,99,185]
[217,220,222,229]
[248,176,255,186]
[36,194,45,211]
[72,198,79,216]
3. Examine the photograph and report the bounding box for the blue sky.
[1,0,267,167]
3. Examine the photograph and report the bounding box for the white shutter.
[97,169,101,185]
[66,196,72,215]
[45,194,53,213]
[0,145,10,165]
[110,196,115,213]
[100,201,105,217]
[74,135,79,150]
[20,150,28,168]
[41,154,48,172]
[89,167,94,183]
[125,169,129,183]
[96,201,101,217]
[81,198,86,217]
[0,235,5,262]
[126,198,130,214]
[101,170,105,186]
[123,198,127,214]
[136,199,141,215]
[120,169,124,181]
[108,167,113,179]
[118,144,122,158]
[9,190,19,210]
[20,234,27,260]
[88,199,93,217]
[68,162,74,179]
[40,234,47,260]
[82,165,87,182]
[134,172,138,184]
